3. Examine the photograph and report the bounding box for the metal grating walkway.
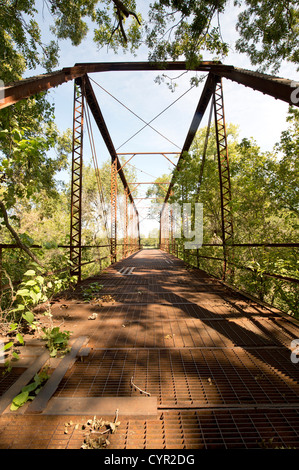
[0,249,299,449]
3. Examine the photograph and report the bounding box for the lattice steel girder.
[213,75,234,278]
[124,187,129,257]
[70,78,84,280]
[137,211,141,249]
[111,158,118,263]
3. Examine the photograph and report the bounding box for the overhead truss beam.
[2,61,298,111]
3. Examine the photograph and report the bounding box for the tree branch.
[0,200,44,267]
[111,0,141,43]
[112,0,141,24]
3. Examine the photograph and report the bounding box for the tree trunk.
[0,200,44,267]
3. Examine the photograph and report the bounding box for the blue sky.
[27,1,299,235]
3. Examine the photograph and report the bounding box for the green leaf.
[33,373,42,386]
[22,382,38,393]
[22,311,35,324]
[29,291,39,303]
[24,270,36,277]
[11,304,25,313]
[53,333,67,344]
[3,342,13,351]
[16,289,30,297]
[16,333,24,345]
[25,280,37,286]
[10,402,20,411]
[43,241,58,249]
[11,391,29,410]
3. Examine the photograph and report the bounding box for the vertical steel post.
[133,208,137,251]
[0,246,2,291]
[70,78,84,281]
[213,76,234,280]
[169,204,173,254]
[128,202,131,256]
[137,212,141,250]
[124,187,128,257]
[159,211,162,249]
[160,205,165,250]
[111,158,118,263]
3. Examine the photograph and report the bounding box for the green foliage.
[141,228,159,247]
[42,326,71,357]
[81,282,104,302]
[10,368,50,411]
[1,1,297,92]
[3,269,48,347]
[93,0,142,54]
[0,1,59,81]
[0,267,77,367]
[145,0,229,67]
[163,114,299,317]
[235,0,299,73]
[0,123,70,210]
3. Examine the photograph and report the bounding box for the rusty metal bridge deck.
[0,249,299,449]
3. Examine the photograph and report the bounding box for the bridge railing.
[0,241,140,293]
[163,240,299,318]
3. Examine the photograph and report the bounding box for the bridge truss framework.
[0,61,298,286]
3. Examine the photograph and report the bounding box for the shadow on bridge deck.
[0,249,298,450]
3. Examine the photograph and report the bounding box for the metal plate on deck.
[43,396,158,418]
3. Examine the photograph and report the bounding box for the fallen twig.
[131,376,151,396]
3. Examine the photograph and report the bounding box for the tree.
[146,173,171,203]
[146,173,172,223]
[0,122,71,264]
[235,0,299,73]
[80,158,137,243]
[164,118,298,314]
[269,107,299,215]
[1,0,298,87]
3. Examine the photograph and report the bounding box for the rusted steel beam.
[2,242,297,249]
[71,62,299,106]
[219,67,298,105]
[2,61,297,111]
[117,152,179,155]
[1,66,86,109]
[74,60,229,73]
[201,243,299,247]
